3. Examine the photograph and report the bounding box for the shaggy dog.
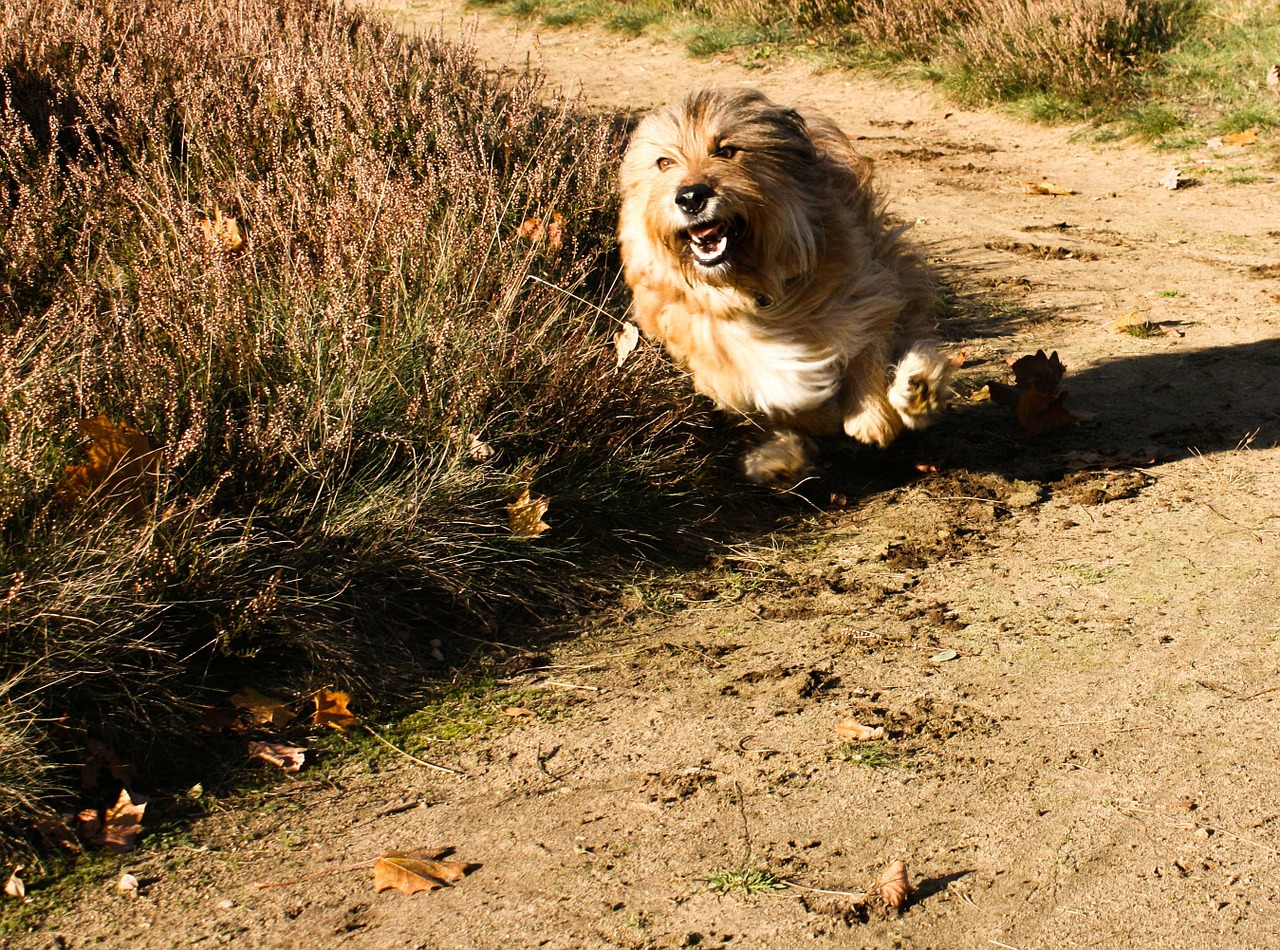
[618,88,950,485]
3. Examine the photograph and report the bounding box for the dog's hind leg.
[742,428,819,487]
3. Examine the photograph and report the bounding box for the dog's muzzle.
[674,184,734,268]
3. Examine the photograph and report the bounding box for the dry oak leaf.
[82,738,136,790]
[516,212,565,250]
[4,867,24,900]
[198,208,244,251]
[836,719,885,741]
[54,414,160,515]
[230,687,296,730]
[614,322,640,368]
[879,859,912,912]
[500,706,537,719]
[248,741,307,772]
[1220,128,1259,147]
[373,847,472,895]
[507,488,550,540]
[1021,178,1077,196]
[1016,384,1078,436]
[313,688,359,731]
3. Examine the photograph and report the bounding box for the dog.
[617,88,950,485]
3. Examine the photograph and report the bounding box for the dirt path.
[15,4,1280,948]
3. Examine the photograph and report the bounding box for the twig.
[362,725,464,776]
[988,941,1026,950]
[524,274,617,321]
[1238,684,1280,701]
[538,680,601,692]
[781,879,868,901]
[253,859,374,889]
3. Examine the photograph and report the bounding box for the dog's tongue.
[690,222,726,243]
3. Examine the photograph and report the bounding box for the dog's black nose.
[674,183,715,215]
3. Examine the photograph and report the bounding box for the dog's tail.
[888,341,952,429]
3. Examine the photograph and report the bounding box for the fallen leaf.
[4,867,24,900]
[118,872,140,897]
[879,859,912,911]
[1268,64,1279,90]
[91,789,147,854]
[1008,350,1066,392]
[946,348,966,368]
[929,649,960,663]
[1159,169,1190,190]
[516,212,565,250]
[373,848,471,895]
[468,434,494,462]
[836,720,885,741]
[1016,384,1078,436]
[230,687,295,730]
[1167,797,1198,813]
[968,385,992,404]
[613,322,640,367]
[500,706,537,719]
[248,741,307,772]
[313,688,358,731]
[507,488,550,540]
[1105,307,1182,339]
[1021,178,1077,196]
[54,414,160,515]
[198,208,244,251]
[34,817,81,853]
[1221,128,1259,147]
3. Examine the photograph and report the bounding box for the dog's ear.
[780,108,811,141]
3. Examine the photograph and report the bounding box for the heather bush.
[0,0,718,856]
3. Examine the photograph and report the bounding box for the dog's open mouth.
[685,220,732,267]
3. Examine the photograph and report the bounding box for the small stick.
[781,879,868,900]
[363,726,464,776]
[1238,684,1280,701]
[539,680,600,692]
[988,941,1026,950]
[253,859,374,890]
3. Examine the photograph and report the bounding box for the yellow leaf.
[1221,128,1259,147]
[1021,178,1077,196]
[198,208,244,251]
[313,688,359,731]
[55,414,160,515]
[835,719,885,742]
[373,848,471,895]
[507,488,550,540]
[230,687,296,729]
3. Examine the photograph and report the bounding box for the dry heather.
[0,0,718,858]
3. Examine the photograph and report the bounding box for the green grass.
[702,865,786,896]
[832,741,910,770]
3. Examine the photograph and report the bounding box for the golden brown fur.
[618,88,950,484]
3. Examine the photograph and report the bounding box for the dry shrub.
[0,0,719,856]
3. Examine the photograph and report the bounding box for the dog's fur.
[618,88,950,484]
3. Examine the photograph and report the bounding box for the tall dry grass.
[0,0,720,858]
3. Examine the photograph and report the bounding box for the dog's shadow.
[808,337,1280,499]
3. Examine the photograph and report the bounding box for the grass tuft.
[702,865,786,896]
[0,0,729,861]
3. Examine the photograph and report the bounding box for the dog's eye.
[656,157,675,171]
[712,145,740,160]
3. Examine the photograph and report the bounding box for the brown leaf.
[373,848,471,895]
[4,867,24,900]
[54,414,160,515]
[879,859,912,911]
[81,739,136,790]
[516,212,565,250]
[613,322,640,368]
[835,719,885,741]
[91,789,147,854]
[248,741,307,772]
[34,817,81,853]
[1016,384,1078,436]
[1009,350,1066,392]
[198,208,244,251]
[313,688,359,731]
[1221,128,1259,147]
[946,348,966,369]
[230,687,296,730]
[500,706,537,719]
[1021,178,1077,196]
[507,488,550,540]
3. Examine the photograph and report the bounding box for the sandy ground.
[9,3,1280,947]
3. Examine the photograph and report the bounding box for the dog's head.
[619,89,831,296]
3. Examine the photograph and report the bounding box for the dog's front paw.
[889,345,951,429]
[842,396,902,448]
[742,429,817,487]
